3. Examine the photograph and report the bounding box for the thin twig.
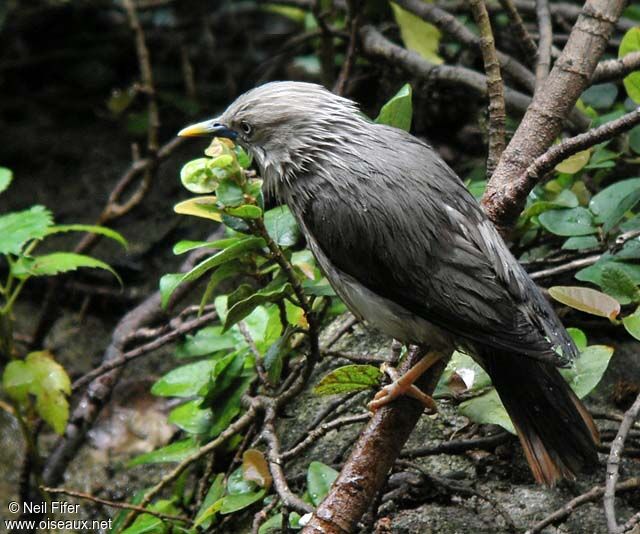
[525,107,640,187]
[498,0,538,64]
[529,254,600,280]
[41,486,193,525]
[72,310,218,390]
[282,413,371,461]
[263,406,314,514]
[467,0,506,176]
[594,51,640,83]
[525,478,640,534]
[534,0,552,89]
[333,0,361,96]
[604,392,640,533]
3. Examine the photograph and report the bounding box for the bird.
[178,81,599,485]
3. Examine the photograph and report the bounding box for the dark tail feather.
[485,351,599,486]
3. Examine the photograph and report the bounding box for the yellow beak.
[178,119,237,140]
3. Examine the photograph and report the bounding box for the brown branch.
[525,106,640,187]
[333,0,361,96]
[263,406,314,515]
[525,478,640,534]
[41,486,193,525]
[594,51,640,83]
[498,0,538,64]
[482,0,627,231]
[467,0,506,176]
[535,0,553,89]
[301,347,450,534]
[71,309,218,391]
[393,0,535,92]
[604,392,640,533]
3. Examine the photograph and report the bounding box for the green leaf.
[0,167,13,194]
[121,499,182,534]
[603,188,640,233]
[45,224,127,248]
[172,237,241,255]
[436,351,491,396]
[160,237,265,307]
[307,461,339,506]
[549,286,620,320]
[620,28,640,102]
[223,282,293,332]
[580,83,618,110]
[12,252,121,285]
[567,328,588,352]
[2,360,33,403]
[375,83,413,131]
[600,264,640,304]
[263,333,291,385]
[225,204,263,219]
[313,364,382,395]
[459,389,516,434]
[259,513,302,534]
[194,474,225,528]
[264,205,300,247]
[217,180,245,208]
[538,207,597,236]
[127,439,199,467]
[576,256,640,288]
[151,360,216,397]
[562,236,599,250]
[554,149,591,174]
[0,205,53,255]
[589,178,640,223]
[629,125,640,155]
[168,399,213,435]
[180,158,221,194]
[559,345,614,398]
[220,489,266,515]
[623,306,640,340]
[390,4,442,65]
[176,326,237,359]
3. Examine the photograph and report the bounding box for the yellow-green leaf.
[313,364,382,395]
[549,286,621,320]
[390,2,443,65]
[619,28,640,103]
[554,149,591,174]
[174,196,222,221]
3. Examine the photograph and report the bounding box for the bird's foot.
[367,361,438,413]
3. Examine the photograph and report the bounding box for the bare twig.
[333,0,361,96]
[534,0,552,89]
[41,486,192,525]
[498,0,538,64]
[525,478,640,534]
[282,413,370,461]
[71,309,218,391]
[529,254,601,280]
[604,392,640,533]
[526,107,640,187]
[594,51,640,83]
[263,406,314,514]
[467,0,506,176]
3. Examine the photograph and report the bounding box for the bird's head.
[178,81,370,194]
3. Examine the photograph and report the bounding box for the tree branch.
[535,0,553,89]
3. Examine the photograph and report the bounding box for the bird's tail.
[484,351,599,485]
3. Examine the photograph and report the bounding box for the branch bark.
[482,0,627,231]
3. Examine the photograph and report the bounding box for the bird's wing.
[290,132,575,364]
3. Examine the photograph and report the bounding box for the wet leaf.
[151,360,216,397]
[127,439,199,467]
[559,345,614,398]
[0,205,53,255]
[623,306,640,341]
[549,286,620,320]
[242,449,272,490]
[194,474,225,528]
[264,205,300,247]
[567,327,588,352]
[459,389,515,434]
[307,461,338,506]
[220,489,266,515]
[375,83,413,131]
[168,399,213,435]
[538,207,597,236]
[313,364,382,395]
[562,236,599,250]
[175,326,237,359]
[589,178,640,223]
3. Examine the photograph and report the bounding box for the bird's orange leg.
[368,351,443,412]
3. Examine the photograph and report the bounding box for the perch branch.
[535,0,553,89]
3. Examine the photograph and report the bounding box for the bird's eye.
[240,121,253,136]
